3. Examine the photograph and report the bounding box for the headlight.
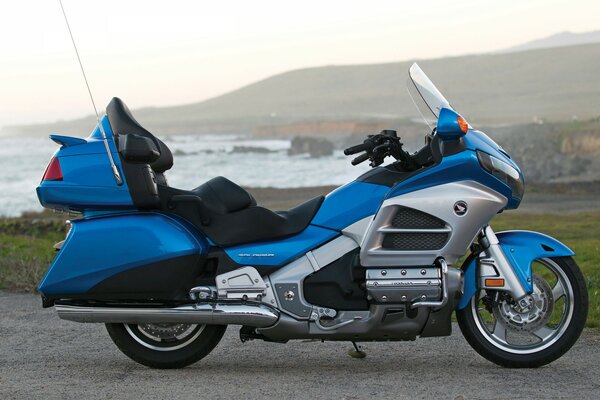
[477,150,524,199]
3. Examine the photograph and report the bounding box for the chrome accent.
[360,181,507,266]
[366,267,442,303]
[216,266,267,301]
[411,259,449,309]
[283,290,295,301]
[55,303,279,327]
[312,314,363,331]
[189,286,215,300]
[315,307,337,319]
[479,226,528,300]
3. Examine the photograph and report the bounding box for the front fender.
[456,230,574,310]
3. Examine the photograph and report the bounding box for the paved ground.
[1,292,599,400]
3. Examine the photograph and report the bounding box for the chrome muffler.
[55,302,279,328]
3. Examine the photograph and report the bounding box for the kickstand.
[348,341,366,359]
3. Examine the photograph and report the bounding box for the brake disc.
[137,323,194,341]
[493,274,554,332]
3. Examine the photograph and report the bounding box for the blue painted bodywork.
[224,224,339,267]
[36,116,133,211]
[436,108,467,139]
[35,98,552,304]
[311,181,389,230]
[38,212,208,296]
[385,129,523,210]
[456,230,574,310]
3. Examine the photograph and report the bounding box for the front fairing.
[463,129,524,209]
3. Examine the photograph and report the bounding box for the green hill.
[5,43,600,136]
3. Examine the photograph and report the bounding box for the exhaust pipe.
[55,302,279,328]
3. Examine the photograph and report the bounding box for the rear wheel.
[106,322,226,369]
[457,256,588,368]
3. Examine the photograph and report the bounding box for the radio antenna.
[58,0,123,185]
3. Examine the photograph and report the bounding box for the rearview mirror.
[119,134,160,163]
[436,108,469,139]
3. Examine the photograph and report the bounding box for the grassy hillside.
[5,43,600,136]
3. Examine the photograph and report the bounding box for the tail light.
[42,157,63,181]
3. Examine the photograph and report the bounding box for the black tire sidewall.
[456,256,588,368]
[105,323,227,369]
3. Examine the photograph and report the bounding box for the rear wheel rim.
[124,323,205,352]
[470,258,574,355]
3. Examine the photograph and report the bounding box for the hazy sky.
[1,0,599,129]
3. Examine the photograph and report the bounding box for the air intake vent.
[382,232,449,251]
[391,207,446,229]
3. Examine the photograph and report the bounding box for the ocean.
[0,134,371,217]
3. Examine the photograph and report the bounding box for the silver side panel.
[360,181,507,266]
[268,236,359,319]
[341,216,373,245]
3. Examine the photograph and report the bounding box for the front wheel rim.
[470,258,575,355]
[124,323,205,352]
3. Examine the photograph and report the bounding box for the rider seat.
[107,97,323,247]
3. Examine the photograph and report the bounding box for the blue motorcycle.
[36,63,588,368]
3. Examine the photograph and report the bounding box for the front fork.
[474,226,530,306]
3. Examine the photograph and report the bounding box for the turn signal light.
[42,157,63,181]
[457,116,469,134]
[485,278,505,287]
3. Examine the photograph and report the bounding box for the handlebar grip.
[351,153,370,166]
[344,143,367,155]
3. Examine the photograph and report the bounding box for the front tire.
[106,322,226,369]
[457,256,588,368]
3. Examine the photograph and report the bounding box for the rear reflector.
[484,278,505,287]
[42,157,63,181]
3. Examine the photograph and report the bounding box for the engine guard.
[456,230,574,310]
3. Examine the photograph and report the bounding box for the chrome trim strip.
[377,227,451,233]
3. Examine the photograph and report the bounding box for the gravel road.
[1,291,598,400]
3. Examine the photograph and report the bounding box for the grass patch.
[0,211,598,327]
[0,212,66,292]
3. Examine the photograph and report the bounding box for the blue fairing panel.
[38,212,208,296]
[224,225,339,267]
[385,149,520,209]
[311,181,389,231]
[456,230,574,309]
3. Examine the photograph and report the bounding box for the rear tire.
[106,323,226,369]
[457,256,588,368]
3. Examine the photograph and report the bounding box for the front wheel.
[457,256,588,368]
[106,322,226,369]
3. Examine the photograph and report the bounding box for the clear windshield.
[407,63,453,129]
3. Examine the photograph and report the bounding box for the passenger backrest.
[107,97,172,209]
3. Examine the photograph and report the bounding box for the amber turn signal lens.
[457,116,469,133]
[484,278,505,287]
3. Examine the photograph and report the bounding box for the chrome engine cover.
[366,267,441,303]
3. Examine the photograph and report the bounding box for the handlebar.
[344,143,367,156]
[351,153,370,165]
[343,130,419,170]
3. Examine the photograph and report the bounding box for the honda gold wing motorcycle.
[36,63,588,369]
